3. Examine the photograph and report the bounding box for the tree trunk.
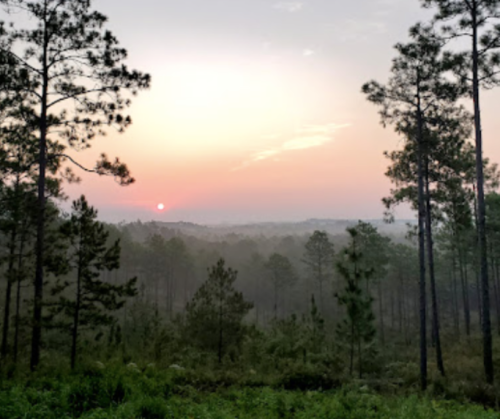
[451,254,460,340]
[471,2,494,383]
[318,260,324,314]
[424,156,445,376]
[71,248,83,370]
[490,254,500,336]
[13,229,27,365]
[218,296,223,364]
[391,288,395,332]
[473,195,483,328]
[398,274,404,334]
[495,261,500,336]
[378,280,385,345]
[358,336,363,379]
[416,73,428,391]
[1,227,18,359]
[274,280,278,319]
[31,3,49,371]
[349,320,354,376]
[458,243,471,336]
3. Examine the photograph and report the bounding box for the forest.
[1,0,500,418]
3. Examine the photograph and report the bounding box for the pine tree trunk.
[471,5,494,384]
[71,252,83,370]
[391,288,395,332]
[31,3,49,371]
[378,281,385,346]
[274,281,278,319]
[458,244,471,336]
[477,268,483,328]
[495,262,500,336]
[349,321,354,376]
[489,254,500,336]
[218,296,223,364]
[1,227,18,359]
[424,157,445,376]
[416,74,428,391]
[471,2,494,383]
[318,260,324,314]
[358,337,363,379]
[451,255,460,340]
[13,230,26,365]
[399,274,404,334]
[474,194,483,328]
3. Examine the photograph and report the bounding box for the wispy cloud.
[302,49,315,57]
[273,2,304,13]
[233,123,350,171]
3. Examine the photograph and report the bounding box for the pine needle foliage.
[49,195,137,369]
[335,227,376,379]
[185,258,253,364]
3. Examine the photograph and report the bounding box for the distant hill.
[117,218,415,242]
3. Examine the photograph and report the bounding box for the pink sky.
[60,0,500,223]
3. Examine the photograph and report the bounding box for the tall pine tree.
[185,259,253,364]
[0,0,150,370]
[50,195,136,370]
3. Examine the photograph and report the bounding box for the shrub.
[135,397,170,419]
[278,365,341,391]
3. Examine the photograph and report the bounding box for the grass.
[0,363,499,419]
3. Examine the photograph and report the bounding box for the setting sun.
[157,203,165,211]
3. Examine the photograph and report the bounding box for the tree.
[0,112,64,361]
[485,193,500,335]
[352,222,391,345]
[185,259,253,363]
[0,183,37,360]
[265,253,297,319]
[165,237,192,317]
[302,231,335,314]
[50,195,137,369]
[387,242,419,345]
[383,108,479,375]
[0,0,150,370]
[239,252,268,324]
[421,0,500,384]
[145,234,168,313]
[363,25,455,389]
[335,227,376,379]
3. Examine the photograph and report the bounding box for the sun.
[157,203,165,211]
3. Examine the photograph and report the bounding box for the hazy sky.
[58,0,500,223]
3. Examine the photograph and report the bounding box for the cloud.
[273,2,304,13]
[233,123,349,171]
[302,49,315,57]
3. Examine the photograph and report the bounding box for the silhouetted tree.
[0,0,150,370]
[421,0,500,385]
[302,231,335,314]
[265,253,297,318]
[363,25,456,389]
[50,195,137,369]
[335,227,376,379]
[185,258,253,363]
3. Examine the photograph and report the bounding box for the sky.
[57,0,500,224]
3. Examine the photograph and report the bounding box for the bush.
[278,365,341,391]
[135,397,170,419]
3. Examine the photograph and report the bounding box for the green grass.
[0,365,498,418]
